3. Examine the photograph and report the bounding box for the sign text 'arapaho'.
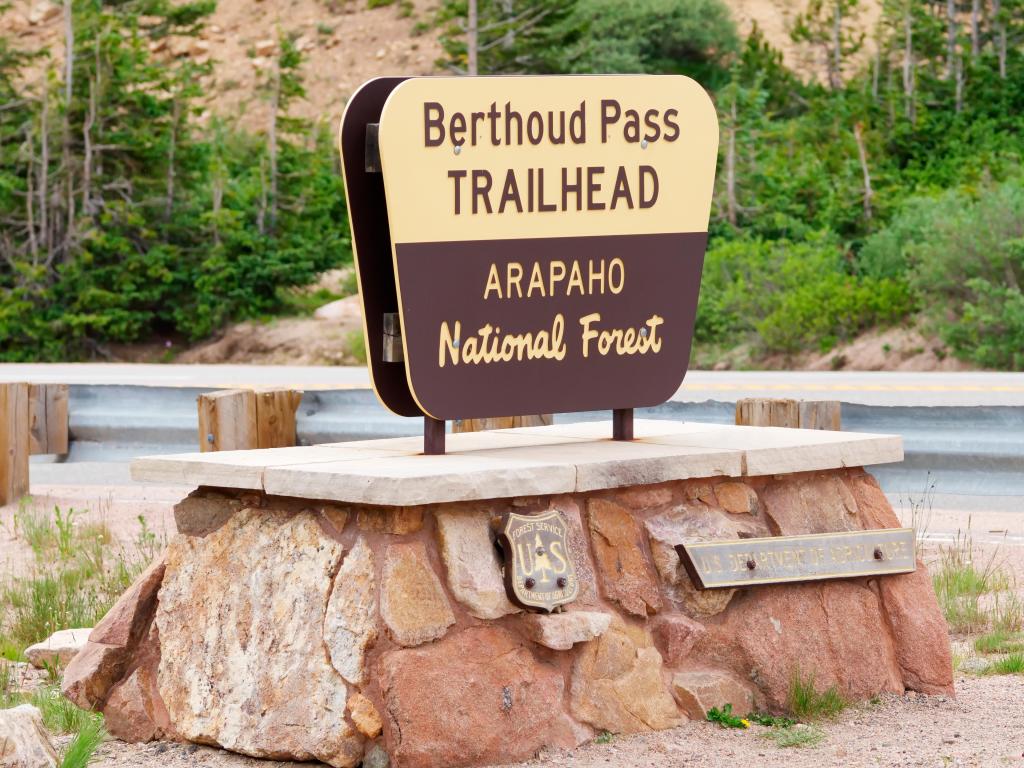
[340,75,719,422]
[676,528,917,590]
[495,510,579,612]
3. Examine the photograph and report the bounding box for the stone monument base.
[62,421,952,768]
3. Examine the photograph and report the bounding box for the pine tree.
[791,0,865,89]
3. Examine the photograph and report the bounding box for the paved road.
[3,364,1024,406]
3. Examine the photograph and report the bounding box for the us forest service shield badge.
[496,510,579,612]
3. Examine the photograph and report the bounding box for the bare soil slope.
[4,0,883,132]
[3,0,441,131]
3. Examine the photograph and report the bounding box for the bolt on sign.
[339,76,719,424]
[675,528,917,590]
[495,510,579,612]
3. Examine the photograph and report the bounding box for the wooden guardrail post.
[198,388,303,452]
[735,398,841,431]
[1,383,30,506]
[452,414,554,433]
[28,384,69,456]
[255,389,304,449]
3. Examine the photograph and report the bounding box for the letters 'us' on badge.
[496,510,579,612]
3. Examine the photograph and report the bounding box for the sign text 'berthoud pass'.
[376,76,719,420]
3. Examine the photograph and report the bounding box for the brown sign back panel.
[338,77,423,417]
[396,232,706,419]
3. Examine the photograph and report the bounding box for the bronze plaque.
[345,74,718,421]
[497,510,579,612]
[676,528,917,590]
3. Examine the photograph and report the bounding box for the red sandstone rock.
[616,484,674,511]
[172,491,241,537]
[89,556,166,647]
[549,497,599,605]
[651,614,707,667]
[586,498,662,616]
[569,617,681,734]
[61,642,126,710]
[63,555,166,711]
[844,471,902,529]
[378,626,581,768]
[643,503,767,618]
[102,623,172,743]
[104,671,157,742]
[347,693,383,739]
[696,581,904,710]
[714,482,759,515]
[879,565,955,696]
[671,668,757,719]
[761,474,861,535]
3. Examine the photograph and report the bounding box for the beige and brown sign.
[496,510,579,612]
[344,75,719,420]
[676,528,917,590]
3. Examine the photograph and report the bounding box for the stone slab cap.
[130,420,902,506]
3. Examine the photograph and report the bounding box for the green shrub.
[697,236,912,353]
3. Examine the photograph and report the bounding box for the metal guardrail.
[56,385,1024,497]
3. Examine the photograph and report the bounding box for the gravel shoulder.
[83,677,1020,768]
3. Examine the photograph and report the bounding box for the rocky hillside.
[3,0,881,132]
[2,0,441,131]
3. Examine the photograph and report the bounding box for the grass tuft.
[974,630,1024,655]
[983,653,1024,676]
[931,522,1013,635]
[58,712,106,768]
[29,686,98,734]
[787,670,846,721]
[0,505,161,662]
[762,723,825,748]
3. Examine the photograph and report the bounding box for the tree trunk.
[903,4,915,124]
[467,0,479,76]
[994,0,1007,78]
[830,0,843,89]
[63,0,73,104]
[853,122,873,222]
[955,54,964,112]
[946,0,957,78]
[60,0,74,267]
[725,98,737,228]
[971,0,980,56]
[268,57,279,235]
[26,126,38,262]
[212,170,223,247]
[871,29,880,102]
[165,97,179,221]
[38,92,49,256]
[257,154,267,236]
[82,73,95,215]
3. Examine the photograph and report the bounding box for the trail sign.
[340,76,719,448]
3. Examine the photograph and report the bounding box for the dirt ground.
[64,676,1019,768]
[4,485,1022,768]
